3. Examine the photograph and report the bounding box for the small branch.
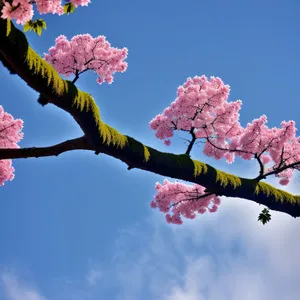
[0,136,93,160]
[185,127,197,156]
[206,136,252,156]
[204,188,221,196]
[169,191,216,208]
[254,153,266,180]
[72,70,80,84]
[262,161,300,178]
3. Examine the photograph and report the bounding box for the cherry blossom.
[0,0,91,25]
[1,0,33,25]
[150,180,221,224]
[44,34,128,84]
[149,75,300,223]
[0,106,23,186]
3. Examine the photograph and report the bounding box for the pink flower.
[70,0,91,7]
[44,34,128,85]
[164,139,171,146]
[0,0,91,23]
[1,0,34,25]
[150,180,221,224]
[0,106,24,186]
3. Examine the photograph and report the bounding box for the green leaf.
[36,19,46,28]
[36,25,42,36]
[64,2,75,14]
[42,20,47,29]
[6,19,11,36]
[23,21,32,32]
[258,208,271,225]
[23,19,46,36]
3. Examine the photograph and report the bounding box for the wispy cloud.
[107,174,300,300]
[86,267,103,286]
[1,272,46,300]
[1,174,300,300]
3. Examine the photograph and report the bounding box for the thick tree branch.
[0,19,300,218]
[1,134,300,217]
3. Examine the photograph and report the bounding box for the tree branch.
[0,136,92,159]
[185,127,197,156]
[0,19,300,218]
[254,153,266,180]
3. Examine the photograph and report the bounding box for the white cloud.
[107,174,300,300]
[164,257,214,300]
[1,272,47,300]
[86,267,103,286]
[1,173,299,300]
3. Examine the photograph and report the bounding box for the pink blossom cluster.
[44,34,128,84]
[0,106,23,186]
[150,75,300,183]
[149,75,243,153]
[150,75,300,223]
[150,180,221,224]
[0,0,91,25]
[70,0,90,7]
[1,0,33,24]
[230,115,300,185]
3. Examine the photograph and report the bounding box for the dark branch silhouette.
[0,18,300,219]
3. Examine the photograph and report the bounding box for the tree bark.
[0,19,300,218]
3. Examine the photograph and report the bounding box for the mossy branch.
[0,19,300,218]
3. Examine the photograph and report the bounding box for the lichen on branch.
[0,18,300,221]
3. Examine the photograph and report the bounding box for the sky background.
[0,0,300,299]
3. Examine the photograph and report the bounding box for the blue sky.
[0,0,300,299]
